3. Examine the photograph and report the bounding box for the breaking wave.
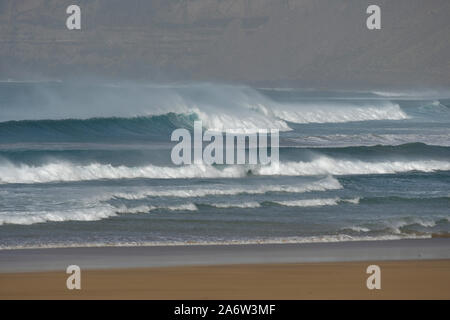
[110,176,342,200]
[205,202,261,209]
[0,203,198,226]
[269,197,359,207]
[385,218,440,234]
[0,162,245,183]
[115,203,198,214]
[256,157,450,176]
[1,157,449,184]
[0,83,410,137]
[0,206,118,225]
[267,101,408,124]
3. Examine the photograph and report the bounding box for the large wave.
[0,83,409,134]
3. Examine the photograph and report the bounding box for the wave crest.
[110,176,342,200]
[256,157,450,176]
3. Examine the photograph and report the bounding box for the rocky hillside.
[0,0,449,89]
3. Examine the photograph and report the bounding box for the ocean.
[0,82,449,249]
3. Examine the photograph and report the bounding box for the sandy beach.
[0,239,449,299]
[1,260,450,299]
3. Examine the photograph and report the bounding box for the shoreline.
[0,238,449,273]
[2,233,444,251]
[1,238,449,299]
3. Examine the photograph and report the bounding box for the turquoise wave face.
[0,113,198,143]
